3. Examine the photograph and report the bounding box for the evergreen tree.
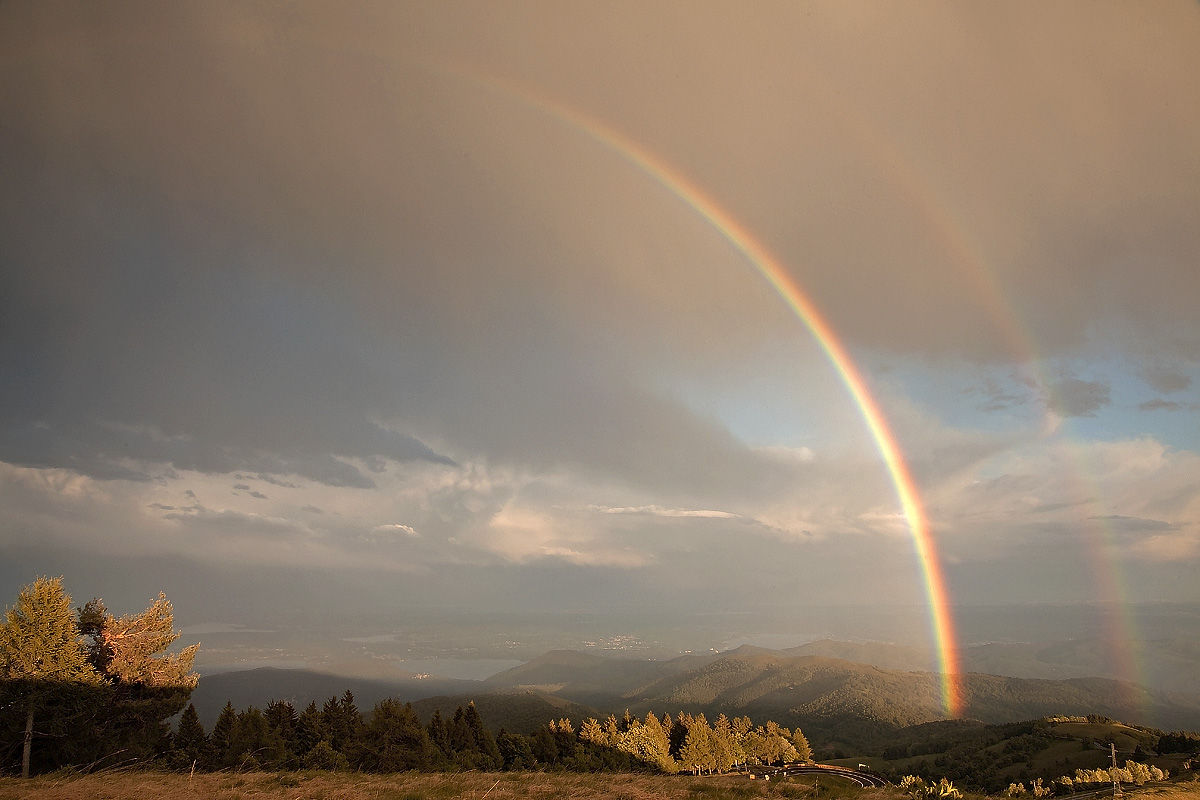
[321,690,364,757]
[209,701,237,768]
[551,717,578,765]
[169,703,207,771]
[449,705,471,755]
[678,712,716,774]
[70,592,199,769]
[530,723,559,766]
[358,698,436,771]
[294,701,325,762]
[791,727,812,763]
[303,739,350,770]
[579,717,606,746]
[711,714,743,772]
[427,708,450,761]
[497,728,536,770]
[643,712,677,773]
[0,577,99,777]
[263,700,298,769]
[446,702,501,769]
[79,593,198,688]
[227,706,272,770]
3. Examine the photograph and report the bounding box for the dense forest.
[166,696,810,775]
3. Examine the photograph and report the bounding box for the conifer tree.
[227,706,273,770]
[711,713,743,772]
[209,701,237,768]
[322,690,364,757]
[579,717,606,746]
[79,594,198,688]
[322,695,346,750]
[0,577,99,777]
[359,698,436,771]
[462,701,502,769]
[678,712,716,774]
[497,728,536,770]
[427,708,450,759]
[264,700,299,769]
[642,712,677,773]
[295,700,325,761]
[530,723,559,765]
[791,727,813,762]
[169,703,207,771]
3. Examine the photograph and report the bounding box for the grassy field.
[1,770,882,800]
[0,772,1197,800]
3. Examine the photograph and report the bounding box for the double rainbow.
[445,65,964,717]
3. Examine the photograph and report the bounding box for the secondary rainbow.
[443,64,965,716]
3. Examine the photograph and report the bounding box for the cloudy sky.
[2,3,1198,660]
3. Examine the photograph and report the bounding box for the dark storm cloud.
[0,2,804,505]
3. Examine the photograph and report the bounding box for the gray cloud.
[1050,378,1111,418]
[1138,398,1198,413]
[1141,365,1193,394]
[1091,515,1178,534]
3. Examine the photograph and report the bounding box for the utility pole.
[1111,742,1122,797]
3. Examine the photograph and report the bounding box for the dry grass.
[0,770,869,800]
[0,772,1195,800]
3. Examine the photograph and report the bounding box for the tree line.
[165,697,812,775]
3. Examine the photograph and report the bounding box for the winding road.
[748,763,890,787]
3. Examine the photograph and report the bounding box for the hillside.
[191,645,1200,745]
[786,638,1200,696]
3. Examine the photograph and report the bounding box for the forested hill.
[609,650,1200,739]
[482,647,1200,730]
[193,647,1200,744]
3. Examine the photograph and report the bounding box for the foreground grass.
[2,770,870,800]
[0,772,1196,800]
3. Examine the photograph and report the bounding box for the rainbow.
[440,64,964,716]
[849,116,1151,702]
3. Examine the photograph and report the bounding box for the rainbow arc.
[444,64,965,717]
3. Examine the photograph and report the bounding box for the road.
[747,762,889,787]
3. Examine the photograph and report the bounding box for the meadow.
[0,771,1197,800]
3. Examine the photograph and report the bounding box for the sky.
[2,2,1199,672]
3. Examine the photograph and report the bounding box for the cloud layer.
[1,3,1198,641]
